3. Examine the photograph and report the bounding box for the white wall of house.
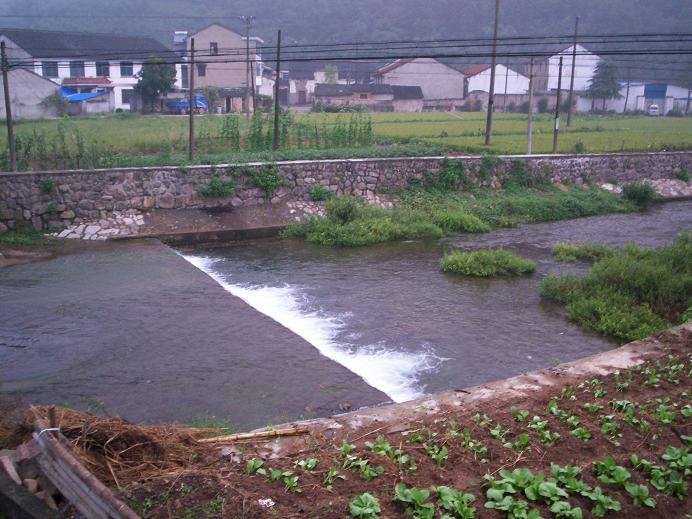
[0,68,59,119]
[547,44,600,92]
[466,65,529,95]
[376,58,465,100]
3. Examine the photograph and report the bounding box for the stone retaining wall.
[0,152,690,231]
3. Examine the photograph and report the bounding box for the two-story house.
[529,44,601,94]
[0,28,174,111]
[176,23,263,113]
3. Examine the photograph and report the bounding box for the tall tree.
[134,56,177,113]
[586,61,622,111]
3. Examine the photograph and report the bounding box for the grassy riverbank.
[541,233,692,341]
[283,186,637,247]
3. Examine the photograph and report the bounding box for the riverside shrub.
[541,233,692,340]
[622,182,656,208]
[440,248,536,277]
[552,242,615,262]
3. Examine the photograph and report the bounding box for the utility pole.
[484,0,500,145]
[566,16,579,127]
[527,57,534,155]
[188,38,195,161]
[1,41,16,171]
[624,69,631,113]
[242,15,255,120]
[502,64,509,110]
[273,30,281,151]
[552,57,563,154]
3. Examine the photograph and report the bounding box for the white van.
[648,104,660,116]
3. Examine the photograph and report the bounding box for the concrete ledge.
[117,225,285,246]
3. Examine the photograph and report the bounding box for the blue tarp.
[644,83,667,99]
[59,86,108,103]
[165,94,208,109]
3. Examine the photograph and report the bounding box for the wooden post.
[273,30,281,151]
[502,63,509,110]
[1,41,17,171]
[484,0,500,145]
[624,69,631,113]
[566,16,579,127]
[552,57,563,154]
[527,57,534,155]
[188,38,195,161]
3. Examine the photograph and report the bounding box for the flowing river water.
[1,201,691,429]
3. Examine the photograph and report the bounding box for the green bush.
[622,182,656,209]
[201,175,235,198]
[427,158,470,191]
[308,185,333,201]
[250,165,284,197]
[674,169,689,182]
[39,177,55,194]
[540,233,692,340]
[552,242,614,262]
[326,196,363,224]
[440,248,536,277]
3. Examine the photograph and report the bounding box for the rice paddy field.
[2,110,691,159]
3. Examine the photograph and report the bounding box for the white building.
[0,28,175,111]
[374,57,466,101]
[461,63,530,96]
[538,44,601,93]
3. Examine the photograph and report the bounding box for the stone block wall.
[0,152,690,231]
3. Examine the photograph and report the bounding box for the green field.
[1,111,691,171]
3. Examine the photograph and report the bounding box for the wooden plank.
[33,420,140,519]
[0,455,21,485]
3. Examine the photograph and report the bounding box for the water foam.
[183,254,441,403]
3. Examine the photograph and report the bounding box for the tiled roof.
[374,57,416,76]
[460,63,491,76]
[62,76,112,86]
[0,28,170,59]
[314,83,394,97]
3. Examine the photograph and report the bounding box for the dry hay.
[31,406,215,489]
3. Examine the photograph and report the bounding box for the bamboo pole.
[197,427,310,444]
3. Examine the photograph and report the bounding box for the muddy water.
[1,201,691,428]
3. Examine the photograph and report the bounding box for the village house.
[373,57,466,110]
[175,23,263,113]
[284,61,378,107]
[529,44,601,94]
[312,83,424,112]
[0,28,174,112]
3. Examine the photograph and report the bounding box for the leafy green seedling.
[294,458,319,471]
[570,427,591,441]
[246,458,264,475]
[550,500,583,519]
[654,405,675,424]
[588,487,621,517]
[511,406,529,422]
[425,444,449,466]
[323,467,345,490]
[624,483,655,507]
[393,483,435,519]
[283,474,300,493]
[365,435,392,456]
[349,493,381,518]
[582,403,603,413]
[504,433,530,451]
[434,486,476,519]
[593,457,631,484]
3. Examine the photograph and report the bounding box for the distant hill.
[1,0,690,83]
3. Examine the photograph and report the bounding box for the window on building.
[121,88,134,105]
[69,61,85,77]
[181,65,189,89]
[120,61,134,77]
[359,93,368,99]
[210,42,218,55]
[196,63,206,77]
[95,61,110,77]
[42,61,58,78]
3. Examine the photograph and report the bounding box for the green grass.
[0,221,52,246]
[552,242,616,262]
[284,184,635,248]
[2,112,690,171]
[541,233,692,340]
[185,416,238,435]
[440,248,536,277]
